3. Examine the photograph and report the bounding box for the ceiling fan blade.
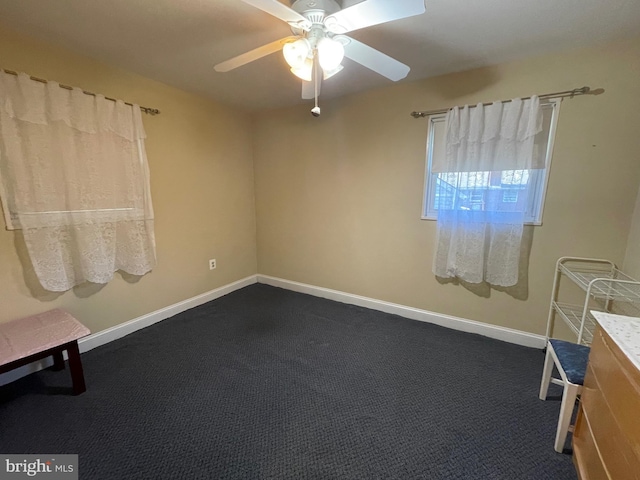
[240,0,311,28]
[325,0,425,34]
[342,37,410,81]
[214,36,296,72]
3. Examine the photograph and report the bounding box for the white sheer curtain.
[432,97,542,286]
[0,71,156,291]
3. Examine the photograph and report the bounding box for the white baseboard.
[0,275,258,386]
[257,274,546,349]
[79,275,257,353]
[0,358,56,387]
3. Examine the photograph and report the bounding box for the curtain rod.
[2,69,161,116]
[410,86,591,119]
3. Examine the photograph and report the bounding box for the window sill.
[420,215,542,226]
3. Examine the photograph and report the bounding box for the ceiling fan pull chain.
[310,53,321,117]
[314,54,319,108]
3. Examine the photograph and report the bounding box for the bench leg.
[67,341,86,395]
[51,350,65,371]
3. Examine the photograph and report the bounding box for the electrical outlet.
[209,259,216,270]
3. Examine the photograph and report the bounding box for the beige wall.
[0,25,257,332]
[253,36,640,336]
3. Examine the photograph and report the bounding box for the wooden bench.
[0,309,90,395]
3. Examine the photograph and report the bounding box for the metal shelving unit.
[545,257,640,345]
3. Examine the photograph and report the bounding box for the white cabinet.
[545,257,640,345]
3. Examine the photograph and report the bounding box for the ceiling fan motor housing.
[291,0,341,24]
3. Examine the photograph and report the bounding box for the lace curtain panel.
[0,71,156,291]
[432,97,542,287]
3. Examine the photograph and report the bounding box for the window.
[422,99,559,225]
[502,190,519,203]
[0,71,156,292]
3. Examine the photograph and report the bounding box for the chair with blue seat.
[539,339,591,453]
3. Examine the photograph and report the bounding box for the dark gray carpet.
[0,284,576,479]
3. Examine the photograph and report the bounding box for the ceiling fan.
[214,0,426,114]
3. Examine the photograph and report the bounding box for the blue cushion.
[549,339,591,385]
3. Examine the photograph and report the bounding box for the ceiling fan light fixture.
[317,37,344,72]
[290,57,314,81]
[283,38,311,69]
[322,64,343,80]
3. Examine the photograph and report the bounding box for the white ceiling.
[1,0,639,111]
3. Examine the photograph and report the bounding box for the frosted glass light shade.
[317,37,344,72]
[283,39,311,69]
[290,58,313,81]
[323,64,343,80]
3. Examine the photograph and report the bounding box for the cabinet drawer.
[588,329,640,449]
[573,408,609,480]
[581,364,640,480]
